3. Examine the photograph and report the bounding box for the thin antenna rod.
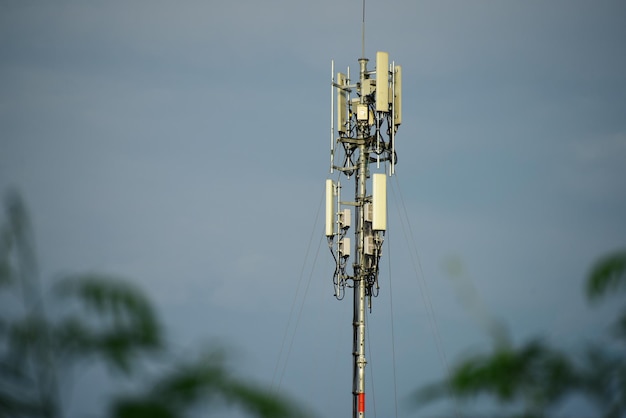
[361,0,365,58]
[331,60,335,174]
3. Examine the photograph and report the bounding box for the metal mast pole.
[352,57,369,418]
[328,49,401,418]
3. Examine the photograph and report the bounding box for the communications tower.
[326,49,402,418]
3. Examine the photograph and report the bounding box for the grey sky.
[2,1,626,416]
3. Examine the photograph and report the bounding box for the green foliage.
[0,190,307,417]
[415,340,580,417]
[450,340,576,404]
[54,274,163,374]
[578,345,626,417]
[580,251,626,418]
[413,249,626,418]
[586,250,626,346]
[586,251,626,302]
[0,221,13,288]
[110,349,307,418]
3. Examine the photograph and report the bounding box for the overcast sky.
[2,1,626,417]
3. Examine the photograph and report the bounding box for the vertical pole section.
[352,57,369,418]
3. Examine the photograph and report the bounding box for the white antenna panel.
[394,65,402,126]
[364,235,375,255]
[372,173,387,231]
[339,237,351,257]
[337,73,348,134]
[356,104,369,121]
[340,208,351,229]
[325,179,335,236]
[375,51,389,112]
[361,79,376,96]
[364,202,373,223]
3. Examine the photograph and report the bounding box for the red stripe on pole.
[358,393,365,413]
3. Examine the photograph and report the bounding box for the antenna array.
[328,52,402,302]
[326,50,402,418]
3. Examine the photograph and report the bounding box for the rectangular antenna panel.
[325,179,335,236]
[364,202,373,223]
[339,237,351,257]
[364,235,375,255]
[356,104,368,121]
[361,79,376,96]
[372,173,387,231]
[340,208,351,229]
[394,65,402,126]
[375,51,389,112]
[337,73,348,134]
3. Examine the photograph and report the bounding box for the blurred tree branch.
[0,190,309,417]
[413,250,626,418]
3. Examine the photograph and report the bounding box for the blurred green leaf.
[111,401,175,418]
[54,274,163,373]
[224,381,304,418]
[0,223,14,289]
[578,345,626,418]
[586,251,626,301]
[414,339,580,417]
[110,348,309,418]
[4,190,30,245]
[0,390,43,418]
[466,340,574,401]
[4,190,38,282]
[150,349,228,407]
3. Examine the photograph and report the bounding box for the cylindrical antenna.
[330,60,335,174]
[361,0,365,58]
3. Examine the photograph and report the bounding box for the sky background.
[1,1,626,417]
